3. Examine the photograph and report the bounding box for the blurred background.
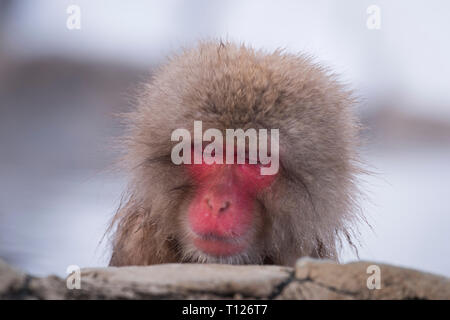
[0,0,449,277]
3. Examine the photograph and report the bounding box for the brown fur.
[108,41,363,266]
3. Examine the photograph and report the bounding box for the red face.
[185,148,277,258]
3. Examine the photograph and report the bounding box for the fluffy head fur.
[108,41,363,266]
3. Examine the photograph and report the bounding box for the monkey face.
[109,41,361,266]
[176,144,278,263]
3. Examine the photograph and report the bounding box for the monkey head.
[109,41,362,266]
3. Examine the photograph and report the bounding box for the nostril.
[205,198,213,209]
[205,197,231,214]
[219,201,231,213]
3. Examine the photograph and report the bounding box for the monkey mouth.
[191,233,247,257]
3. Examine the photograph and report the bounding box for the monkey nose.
[205,197,231,215]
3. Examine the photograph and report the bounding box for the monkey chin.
[192,234,247,257]
[183,231,262,265]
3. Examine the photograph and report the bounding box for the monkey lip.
[192,233,246,257]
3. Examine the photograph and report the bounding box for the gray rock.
[0,258,449,299]
[290,257,450,299]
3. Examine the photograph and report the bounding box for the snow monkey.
[108,41,363,266]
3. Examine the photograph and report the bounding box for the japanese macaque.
[108,41,363,266]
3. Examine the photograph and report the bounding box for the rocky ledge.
[1,258,449,299]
